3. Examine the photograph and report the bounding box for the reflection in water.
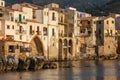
[95,60,104,80]
[0,60,120,80]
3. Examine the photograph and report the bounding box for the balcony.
[15,19,27,24]
[16,30,27,35]
[68,33,73,37]
[6,35,14,41]
[58,20,65,25]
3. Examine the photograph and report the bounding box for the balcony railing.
[64,33,73,37]
[6,35,14,41]
[15,19,27,24]
[16,30,27,35]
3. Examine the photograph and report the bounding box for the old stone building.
[96,17,117,57]
[0,2,45,59]
[2,0,118,61]
[114,16,120,54]
[80,17,98,56]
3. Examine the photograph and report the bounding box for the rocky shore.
[0,54,120,72]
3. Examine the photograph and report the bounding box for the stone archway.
[58,39,62,60]
[30,36,44,57]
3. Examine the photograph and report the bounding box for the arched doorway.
[64,39,67,60]
[58,39,62,60]
[30,36,44,57]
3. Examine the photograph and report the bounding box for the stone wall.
[104,37,117,55]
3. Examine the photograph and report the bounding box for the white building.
[0,0,5,7]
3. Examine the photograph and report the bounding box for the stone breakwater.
[0,56,57,72]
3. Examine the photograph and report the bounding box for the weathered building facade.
[80,17,98,56]
[0,0,119,61]
[96,17,117,57]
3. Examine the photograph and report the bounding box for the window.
[20,46,25,53]
[80,21,82,24]
[88,30,92,34]
[19,14,22,22]
[7,25,10,29]
[112,21,114,24]
[80,14,83,18]
[107,29,109,34]
[110,30,112,35]
[37,26,40,35]
[106,20,109,24]
[95,31,96,34]
[99,21,101,24]
[23,16,25,20]
[43,27,47,35]
[0,13,3,17]
[53,43,54,46]
[11,17,13,21]
[12,25,14,29]
[9,45,15,53]
[19,26,22,33]
[1,2,3,6]
[52,12,55,20]
[80,29,85,33]
[20,35,22,40]
[108,45,110,48]
[52,28,55,36]
[30,25,32,34]
[88,21,90,24]
[61,16,63,22]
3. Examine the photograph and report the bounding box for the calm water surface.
[0,60,120,80]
